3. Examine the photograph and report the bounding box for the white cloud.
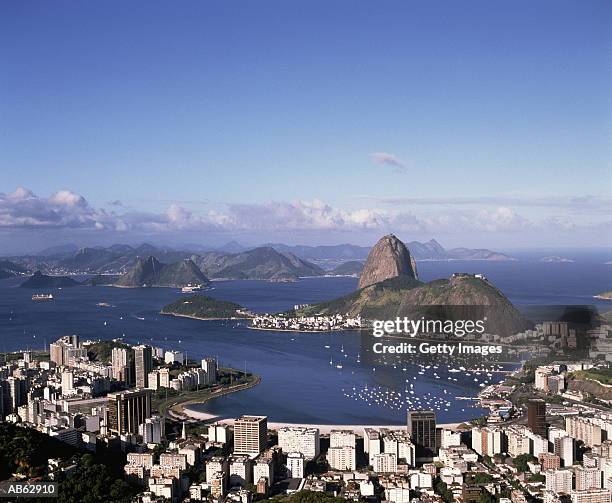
[0,187,608,242]
[370,152,407,172]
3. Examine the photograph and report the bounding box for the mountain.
[218,241,248,253]
[358,234,418,289]
[539,256,575,263]
[445,247,515,261]
[19,271,80,288]
[192,247,324,281]
[56,245,193,273]
[61,247,127,272]
[298,235,529,337]
[267,243,371,261]
[329,261,364,276]
[36,243,79,257]
[6,240,513,278]
[161,294,249,319]
[405,239,447,260]
[114,257,210,288]
[268,239,514,264]
[300,274,529,337]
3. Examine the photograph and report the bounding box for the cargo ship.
[32,294,54,301]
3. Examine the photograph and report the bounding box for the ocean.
[0,255,610,425]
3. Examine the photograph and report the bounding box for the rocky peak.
[358,234,418,289]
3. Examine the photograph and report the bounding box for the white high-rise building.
[507,428,530,457]
[372,453,398,473]
[472,427,504,457]
[208,424,230,444]
[328,430,357,470]
[328,445,356,471]
[570,489,611,503]
[61,371,74,395]
[254,454,274,483]
[546,469,574,494]
[139,415,164,444]
[286,452,304,479]
[202,357,217,384]
[575,466,603,491]
[229,456,252,487]
[364,428,382,465]
[206,457,228,482]
[440,429,461,448]
[566,417,603,448]
[164,350,184,365]
[234,416,267,456]
[556,436,576,467]
[330,430,356,449]
[278,427,320,460]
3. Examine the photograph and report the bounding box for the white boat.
[181,284,202,293]
[336,364,343,369]
[32,294,53,301]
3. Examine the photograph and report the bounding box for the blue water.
[0,257,610,425]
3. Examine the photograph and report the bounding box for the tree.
[513,453,536,473]
[479,492,495,503]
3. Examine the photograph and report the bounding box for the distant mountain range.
[3,239,514,285]
[267,239,514,264]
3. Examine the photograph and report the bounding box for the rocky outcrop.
[358,234,418,289]
[20,271,80,288]
[299,273,531,337]
[114,257,209,288]
[193,247,324,281]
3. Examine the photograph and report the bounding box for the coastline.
[160,312,252,321]
[165,373,261,419]
[247,326,360,333]
[593,295,612,301]
[176,407,463,434]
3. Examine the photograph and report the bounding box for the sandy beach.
[175,407,462,434]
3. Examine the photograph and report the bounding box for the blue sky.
[1,0,611,253]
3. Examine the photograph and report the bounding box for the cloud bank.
[2,187,609,247]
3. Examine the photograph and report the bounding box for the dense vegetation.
[56,453,135,503]
[573,368,612,385]
[0,423,137,503]
[261,491,349,503]
[19,271,80,288]
[512,453,537,472]
[0,423,76,479]
[161,294,247,319]
[86,339,131,363]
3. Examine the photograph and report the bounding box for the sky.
[1,0,611,254]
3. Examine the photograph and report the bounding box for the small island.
[539,256,575,263]
[594,291,612,300]
[161,294,252,320]
[20,271,80,288]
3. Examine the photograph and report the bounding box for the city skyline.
[1,1,611,252]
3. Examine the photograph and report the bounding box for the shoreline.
[166,373,261,419]
[160,311,252,321]
[247,326,360,333]
[176,407,463,434]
